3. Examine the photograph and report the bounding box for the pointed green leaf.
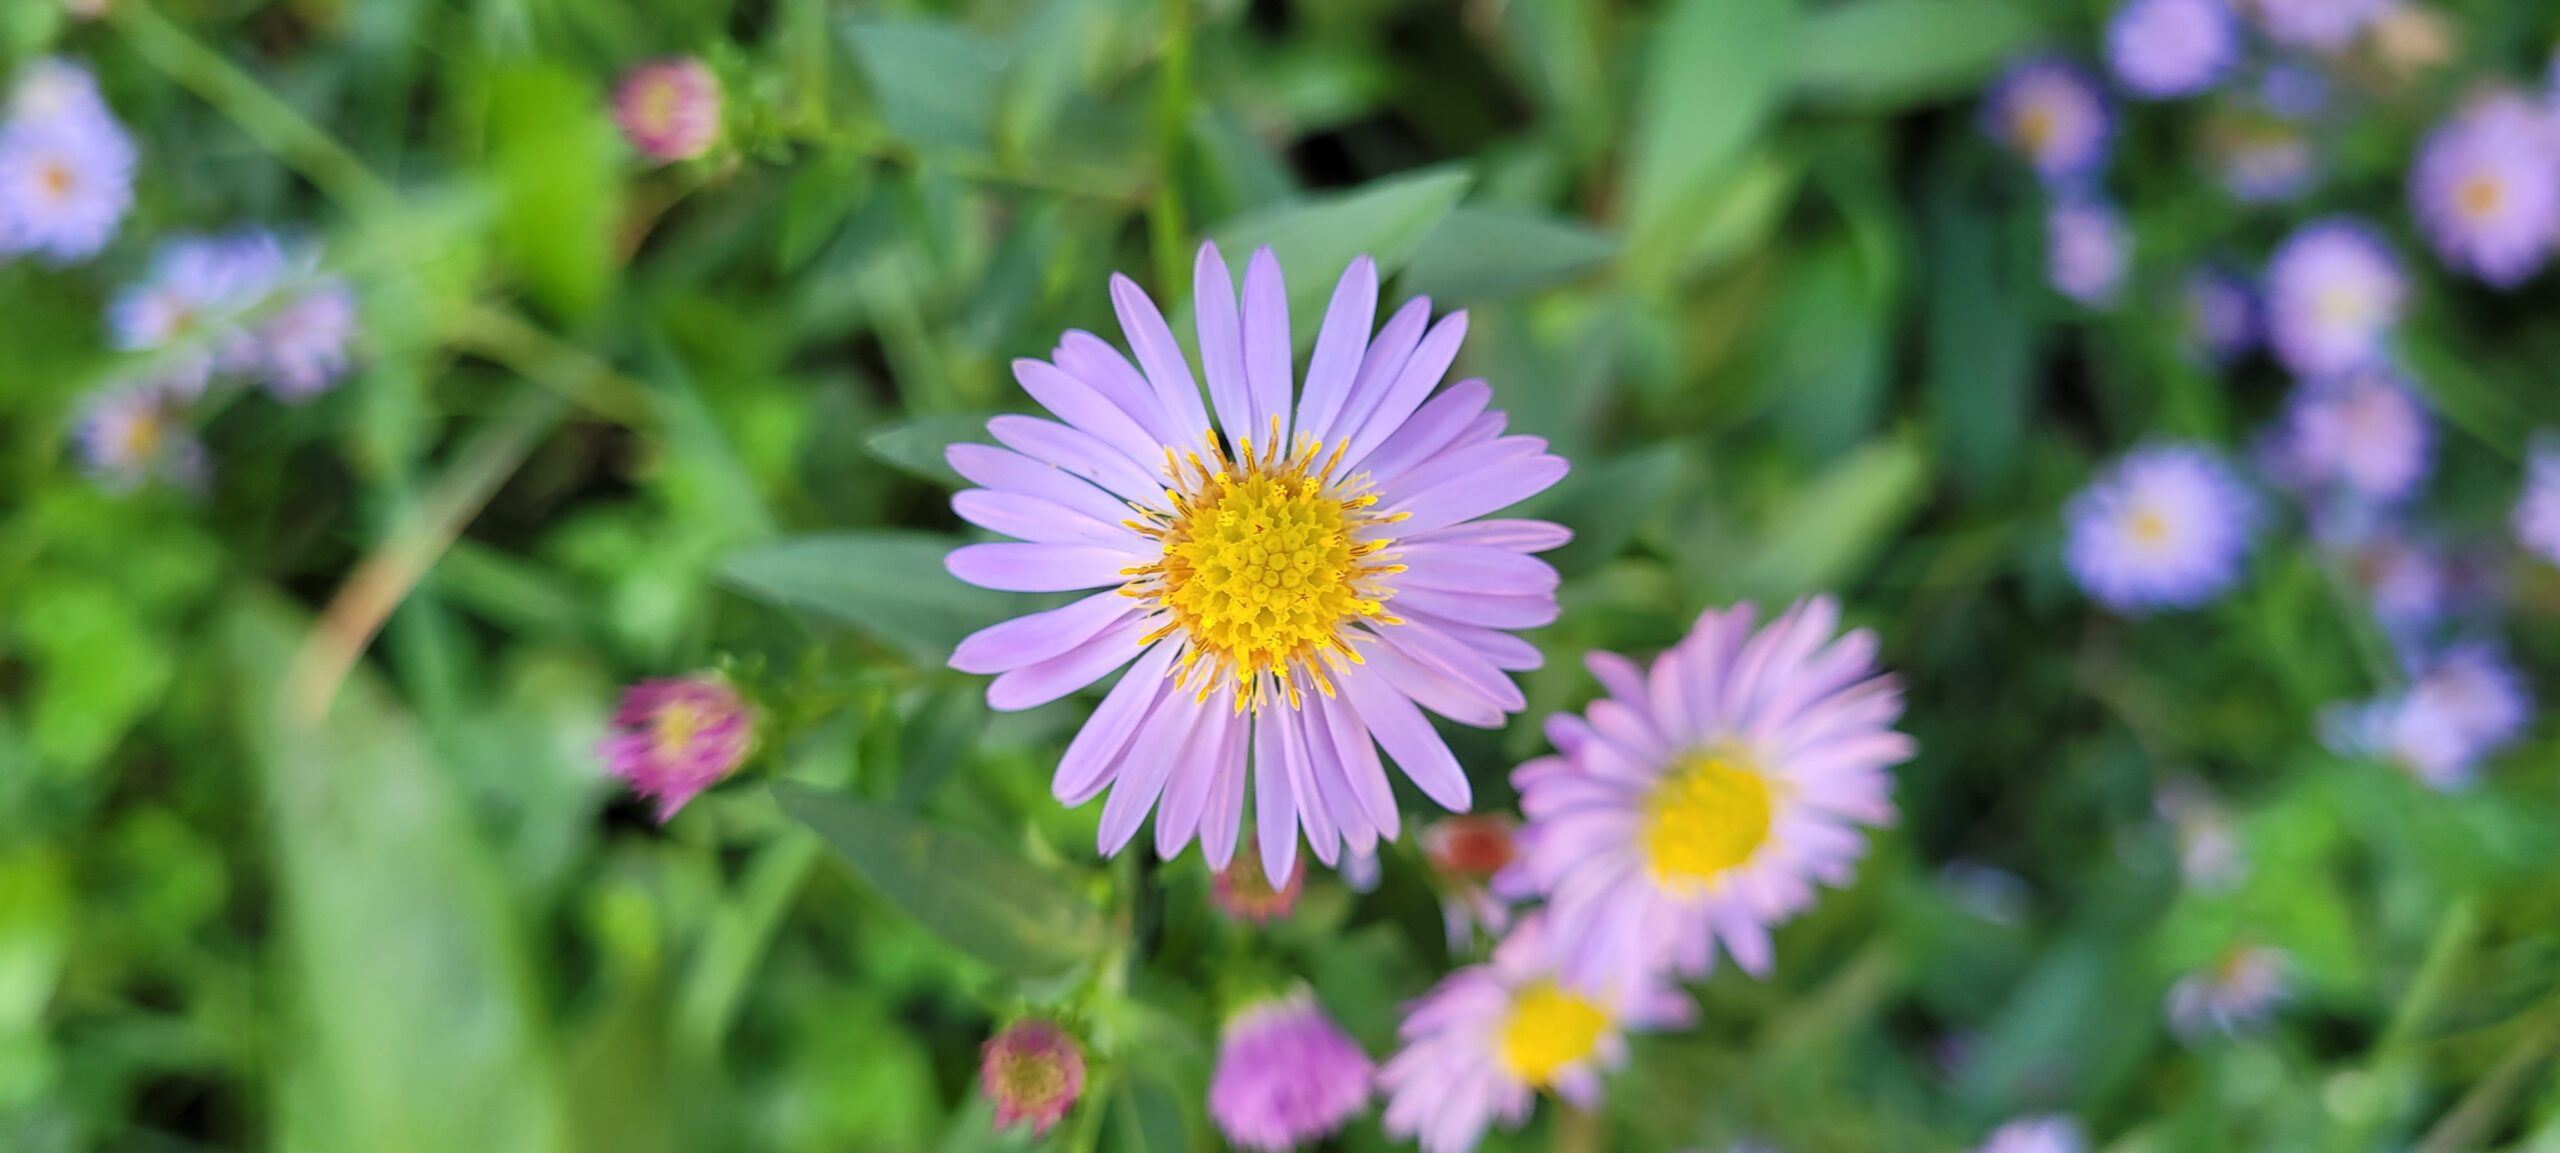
[773,782,1111,977]
[1734,437,1929,599]
[1622,0,1798,261]
[1796,0,2042,109]
[719,532,1015,665]
[1398,206,1618,303]
[864,413,994,488]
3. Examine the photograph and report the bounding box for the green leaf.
[1795,0,2042,109]
[1923,176,2037,492]
[1734,437,1930,599]
[224,593,572,1153]
[864,413,993,487]
[1398,206,1618,303]
[1526,443,1687,578]
[1622,0,1799,264]
[1205,166,1476,322]
[485,63,621,322]
[772,781,1111,977]
[1106,1075,1190,1153]
[719,531,1016,665]
[842,19,1006,157]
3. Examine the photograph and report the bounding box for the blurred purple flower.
[1976,1116,2086,1153]
[981,1019,1085,1135]
[2258,62,2331,120]
[0,110,133,265]
[1983,58,2113,185]
[2065,443,2259,613]
[1209,991,1373,1152]
[1380,915,1691,1153]
[2260,369,2432,508]
[2107,0,2240,99]
[2180,266,2257,365]
[2410,93,2560,287]
[2047,198,2130,307]
[2166,945,2289,1040]
[599,675,755,820]
[7,57,114,129]
[943,243,1566,882]
[2265,218,2404,378]
[252,276,359,401]
[2514,437,2560,566]
[2252,0,2388,52]
[108,232,290,386]
[1510,598,1908,989]
[613,57,722,163]
[2326,643,2530,790]
[73,374,207,493]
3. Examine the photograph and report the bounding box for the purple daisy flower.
[981,1019,1085,1136]
[2326,643,2531,790]
[0,112,134,266]
[73,375,207,493]
[2065,443,2258,612]
[2251,0,2388,52]
[2409,93,2560,288]
[2166,945,2289,1041]
[8,58,114,129]
[613,57,722,163]
[2107,0,2240,99]
[2513,437,2560,566]
[1976,1116,2086,1153]
[1982,58,2114,185]
[2264,219,2405,379]
[250,275,359,401]
[944,243,1569,881]
[598,675,756,820]
[1210,991,1374,1152]
[2260,369,2432,508]
[1509,597,1910,986]
[2047,198,2130,307]
[108,231,290,381]
[2180,266,2257,366]
[1379,915,1692,1153]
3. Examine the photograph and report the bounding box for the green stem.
[1147,0,1194,293]
[2412,998,2560,1153]
[446,305,658,427]
[107,0,398,216]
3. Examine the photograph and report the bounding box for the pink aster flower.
[598,675,755,820]
[1210,991,1374,1151]
[1976,1116,2085,1153]
[1509,598,1911,987]
[2166,945,2289,1040]
[2514,436,2560,566]
[981,1019,1085,1136]
[944,243,1569,881]
[1380,915,1691,1153]
[613,57,722,163]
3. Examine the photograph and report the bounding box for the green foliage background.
[4,0,2560,1150]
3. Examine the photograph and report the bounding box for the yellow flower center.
[2458,175,2505,221]
[1122,424,1404,711]
[37,160,73,199]
[2014,105,2057,153]
[992,1048,1068,1105]
[653,700,706,758]
[118,410,164,461]
[1498,982,1608,1087]
[639,81,682,132]
[1643,752,1774,886]
[2128,506,2172,546]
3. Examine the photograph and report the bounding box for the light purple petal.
[986,414,1168,507]
[1357,379,1491,487]
[1295,255,1378,443]
[1252,708,1302,882]
[1109,273,1214,446]
[1417,518,1574,553]
[951,590,1135,674]
[987,613,1152,710]
[1387,454,1570,536]
[953,489,1140,548]
[1053,641,1179,803]
[946,443,1134,525]
[1329,296,1432,446]
[1343,311,1468,469]
[1012,358,1166,471]
[1242,247,1295,448]
[1396,544,1561,596]
[1099,691,1210,854]
[1346,665,1472,810]
[1194,242,1256,455]
[946,542,1140,592]
[1056,330,1187,450]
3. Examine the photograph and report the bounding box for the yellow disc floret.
[1122,421,1405,711]
[1497,981,1608,1088]
[1644,752,1775,887]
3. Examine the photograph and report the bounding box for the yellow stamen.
[1498,983,1608,1088]
[1643,752,1774,887]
